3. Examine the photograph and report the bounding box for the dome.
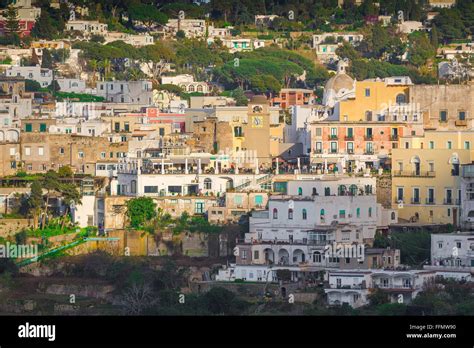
[250,94,268,104]
[324,72,355,94]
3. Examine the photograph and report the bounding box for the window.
[315,128,322,136]
[428,188,435,204]
[365,111,373,121]
[39,123,47,132]
[330,142,337,153]
[413,188,420,203]
[456,242,461,248]
[234,195,243,206]
[459,111,466,120]
[298,187,303,196]
[25,147,31,156]
[320,209,325,222]
[368,207,372,217]
[255,195,263,206]
[315,142,322,153]
[339,210,346,219]
[273,208,278,219]
[38,147,44,156]
[195,202,204,214]
[396,93,406,104]
[465,141,470,150]
[144,186,158,193]
[302,209,307,220]
[429,141,434,149]
[234,126,243,137]
[324,187,331,196]
[397,187,404,201]
[347,142,354,153]
[241,250,247,260]
[356,207,360,218]
[347,127,353,138]
[440,110,447,122]
[447,141,452,149]
[130,180,137,194]
[101,152,106,159]
[288,209,293,220]
[254,250,259,260]
[25,123,32,132]
[365,88,370,97]
[78,151,84,158]
[204,178,212,190]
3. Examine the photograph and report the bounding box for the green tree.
[4,5,19,37]
[41,49,53,69]
[408,32,436,66]
[31,10,58,39]
[231,87,248,106]
[59,182,81,229]
[40,170,61,229]
[126,197,157,229]
[25,79,41,92]
[58,165,73,178]
[128,3,168,30]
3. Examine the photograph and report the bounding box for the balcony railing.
[393,171,436,178]
[411,198,421,204]
[344,136,354,141]
[328,135,338,140]
[455,120,468,127]
[443,199,460,205]
[390,135,399,141]
[364,135,373,141]
[425,198,435,205]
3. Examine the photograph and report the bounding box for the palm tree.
[89,59,98,87]
[101,59,112,80]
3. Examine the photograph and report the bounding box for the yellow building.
[391,131,474,226]
[338,77,412,122]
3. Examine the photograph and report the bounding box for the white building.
[66,20,108,36]
[96,80,153,104]
[220,38,265,53]
[104,32,154,46]
[56,78,92,94]
[165,19,206,38]
[6,65,53,88]
[325,269,435,307]
[461,164,474,230]
[312,33,363,62]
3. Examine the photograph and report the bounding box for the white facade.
[57,78,90,94]
[431,233,474,268]
[461,164,474,230]
[66,20,108,36]
[96,80,153,104]
[6,65,53,87]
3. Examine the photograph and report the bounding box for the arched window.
[324,187,331,196]
[312,187,317,196]
[204,178,212,190]
[302,209,307,220]
[349,185,358,196]
[197,84,203,92]
[273,208,278,219]
[298,187,303,196]
[368,207,372,218]
[365,110,373,121]
[288,209,293,220]
[188,85,195,92]
[320,209,325,222]
[356,207,360,218]
[396,93,406,104]
[338,185,347,196]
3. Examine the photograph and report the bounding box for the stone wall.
[0,218,31,238]
[376,174,392,208]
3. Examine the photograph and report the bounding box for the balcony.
[344,136,354,141]
[390,134,399,141]
[443,198,460,205]
[364,150,374,155]
[425,198,435,205]
[393,171,436,178]
[411,198,421,204]
[328,135,338,140]
[455,120,468,127]
[314,149,323,154]
[364,135,373,141]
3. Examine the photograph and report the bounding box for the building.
[96,80,153,104]
[312,33,363,62]
[164,19,206,38]
[5,65,53,88]
[391,131,474,225]
[410,84,474,130]
[429,0,456,8]
[461,163,474,230]
[271,89,316,109]
[66,20,108,36]
[426,232,473,281]
[325,269,435,307]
